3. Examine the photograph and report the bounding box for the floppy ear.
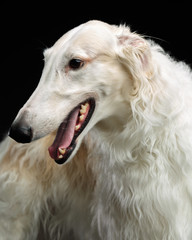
[115,29,154,98]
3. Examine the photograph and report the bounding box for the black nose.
[9,122,33,143]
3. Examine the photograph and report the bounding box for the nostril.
[9,123,33,143]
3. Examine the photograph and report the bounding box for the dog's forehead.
[48,21,116,57]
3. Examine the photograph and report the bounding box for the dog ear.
[115,29,154,99]
[116,31,153,80]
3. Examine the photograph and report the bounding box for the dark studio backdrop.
[1,2,191,141]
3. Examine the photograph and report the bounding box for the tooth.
[58,155,63,159]
[75,124,81,131]
[80,106,86,114]
[79,115,84,121]
[80,109,86,114]
[81,104,86,109]
[80,103,89,114]
[59,148,66,155]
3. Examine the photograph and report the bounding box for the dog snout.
[9,119,33,143]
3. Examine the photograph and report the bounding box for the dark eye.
[69,58,84,70]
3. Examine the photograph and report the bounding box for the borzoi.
[1,20,192,240]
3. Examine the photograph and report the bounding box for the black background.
[1,2,191,140]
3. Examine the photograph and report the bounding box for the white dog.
[1,20,192,240]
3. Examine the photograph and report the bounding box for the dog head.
[9,20,152,164]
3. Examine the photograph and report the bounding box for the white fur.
[1,20,192,239]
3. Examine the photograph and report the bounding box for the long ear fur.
[115,26,154,98]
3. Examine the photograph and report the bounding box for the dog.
[0,20,192,240]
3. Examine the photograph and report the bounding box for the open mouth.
[48,98,95,164]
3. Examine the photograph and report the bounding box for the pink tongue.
[48,108,80,160]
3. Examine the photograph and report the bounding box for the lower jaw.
[55,144,76,164]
